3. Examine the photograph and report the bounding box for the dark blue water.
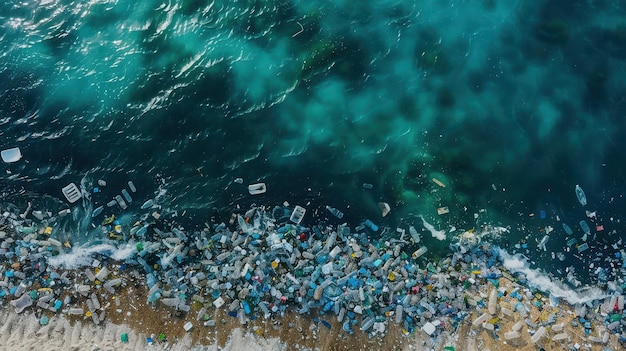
[1,0,626,285]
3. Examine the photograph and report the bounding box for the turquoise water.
[1,0,626,285]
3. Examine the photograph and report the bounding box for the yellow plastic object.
[388,272,396,282]
[44,227,53,235]
[85,311,92,317]
[271,261,279,269]
[102,215,115,225]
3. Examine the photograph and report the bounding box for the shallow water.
[1,0,626,286]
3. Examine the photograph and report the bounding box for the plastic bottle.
[412,246,428,259]
[395,305,403,324]
[325,206,344,219]
[575,185,587,206]
[579,220,590,235]
[115,195,127,209]
[122,189,133,203]
[360,317,375,331]
[141,200,154,210]
[67,308,84,315]
[289,206,306,225]
[95,267,109,281]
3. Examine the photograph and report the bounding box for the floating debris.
[432,178,446,188]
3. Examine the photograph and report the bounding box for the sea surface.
[1,0,626,287]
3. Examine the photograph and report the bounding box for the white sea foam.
[497,247,607,304]
[420,215,446,241]
[48,242,137,269]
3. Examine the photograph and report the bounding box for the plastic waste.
[412,246,428,259]
[61,183,82,203]
[437,206,450,215]
[115,195,127,210]
[122,189,133,203]
[562,223,573,235]
[1,147,22,163]
[141,200,154,210]
[395,305,403,324]
[504,331,521,340]
[95,267,109,281]
[248,183,266,195]
[432,178,446,187]
[326,206,344,219]
[579,220,590,235]
[39,315,49,325]
[472,313,489,327]
[488,289,497,315]
[364,219,378,232]
[575,185,587,206]
[377,202,391,217]
[213,297,225,308]
[128,181,137,192]
[537,235,549,251]
[531,326,546,343]
[422,321,436,335]
[67,308,83,315]
[289,206,306,225]
[11,293,32,313]
[409,226,420,243]
[92,206,104,218]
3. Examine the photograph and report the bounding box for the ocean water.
[1,0,626,287]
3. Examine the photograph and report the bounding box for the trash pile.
[0,165,624,349]
[118,203,469,338]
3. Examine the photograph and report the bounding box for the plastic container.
[248,183,267,195]
[1,147,21,163]
[61,183,82,203]
[289,206,306,225]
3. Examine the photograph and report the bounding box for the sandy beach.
[0,267,622,351]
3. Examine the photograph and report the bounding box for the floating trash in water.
[432,178,446,188]
[326,205,344,219]
[575,184,587,206]
[562,222,573,235]
[1,147,22,163]
[289,205,306,225]
[248,183,266,195]
[377,202,391,217]
[579,220,591,235]
[61,183,82,203]
[437,206,450,215]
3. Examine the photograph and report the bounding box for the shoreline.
[0,205,624,351]
[0,269,622,351]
